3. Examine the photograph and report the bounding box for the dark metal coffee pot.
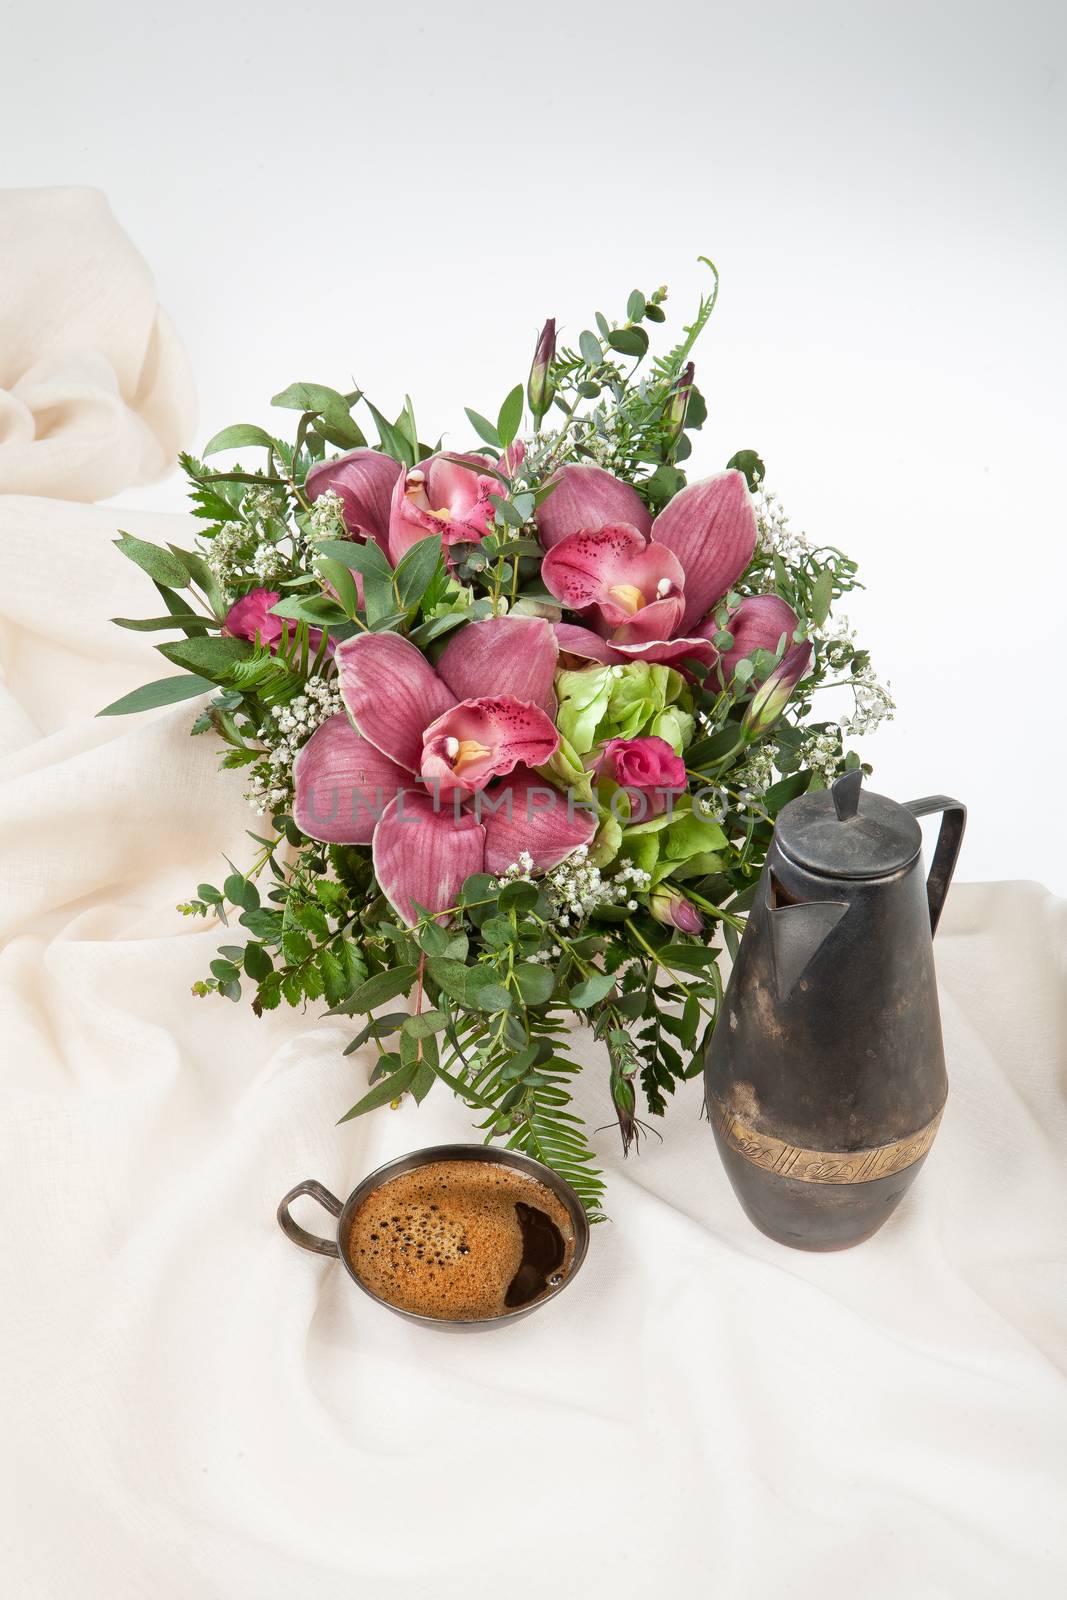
[705,771,965,1251]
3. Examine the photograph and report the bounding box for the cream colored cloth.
[0,188,195,501]
[2,194,1066,1600]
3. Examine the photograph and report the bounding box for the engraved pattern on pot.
[712,1099,945,1185]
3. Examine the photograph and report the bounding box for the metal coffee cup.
[277,1143,590,1327]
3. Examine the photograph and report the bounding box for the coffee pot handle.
[277,1179,343,1257]
[904,796,967,936]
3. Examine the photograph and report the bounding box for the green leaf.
[497,880,538,914]
[684,387,708,430]
[224,873,259,911]
[282,928,312,965]
[271,382,349,413]
[244,943,273,981]
[364,400,413,467]
[401,1009,449,1039]
[337,1061,417,1121]
[114,533,189,589]
[329,964,418,1015]
[579,330,603,366]
[496,384,524,448]
[726,449,765,492]
[465,972,513,1012]
[313,538,393,578]
[607,327,648,359]
[313,557,360,619]
[512,963,555,1006]
[810,568,834,628]
[464,407,501,448]
[97,673,215,716]
[269,595,349,628]
[317,948,350,1007]
[202,424,275,457]
[660,944,718,972]
[409,1054,436,1103]
[568,973,616,1008]
[111,614,209,633]
[393,535,443,609]
[764,770,813,815]
[165,545,227,618]
[156,636,253,681]
[426,957,472,1003]
[626,290,647,322]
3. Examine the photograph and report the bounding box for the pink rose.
[595,735,686,818]
[223,589,284,647]
[223,588,328,657]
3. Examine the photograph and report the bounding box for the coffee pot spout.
[769,895,848,1001]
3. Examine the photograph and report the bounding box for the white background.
[4,0,1065,887]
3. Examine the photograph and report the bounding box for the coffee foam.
[347,1159,576,1321]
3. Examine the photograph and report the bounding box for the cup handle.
[904,795,967,937]
[277,1179,343,1257]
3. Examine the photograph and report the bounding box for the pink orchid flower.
[292,616,595,924]
[538,466,800,681]
[388,453,501,564]
[388,443,526,566]
[305,448,403,552]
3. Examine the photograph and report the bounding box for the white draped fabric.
[2,189,1065,1599]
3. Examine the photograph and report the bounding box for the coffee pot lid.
[774,770,922,880]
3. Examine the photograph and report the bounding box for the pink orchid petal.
[536,464,653,550]
[651,470,758,631]
[612,594,685,645]
[292,714,408,844]
[436,615,559,715]
[372,789,486,926]
[553,623,621,664]
[479,771,597,874]
[425,454,495,517]
[388,453,496,563]
[334,631,453,772]
[609,635,721,670]
[700,593,800,685]
[498,439,525,475]
[420,697,559,796]
[305,449,402,551]
[541,526,686,637]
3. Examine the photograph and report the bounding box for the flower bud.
[527,318,556,422]
[740,641,813,739]
[665,361,694,445]
[649,887,705,936]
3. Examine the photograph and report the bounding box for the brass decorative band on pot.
[710,1097,945,1185]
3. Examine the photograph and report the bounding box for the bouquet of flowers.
[103,260,892,1218]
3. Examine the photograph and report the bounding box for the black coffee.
[348,1160,576,1320]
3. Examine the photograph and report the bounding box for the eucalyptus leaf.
[337,1062,417,1121]
[496,384,524,448]
[113,533,189,589]
[464,407,501,448]
[607,327,648,358]
[393,535,443,608]
[568,973,616,1008]
[111,614,210,633]
[97,674,215,717]
[328,964,419,1016]
[202,423,275,457]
